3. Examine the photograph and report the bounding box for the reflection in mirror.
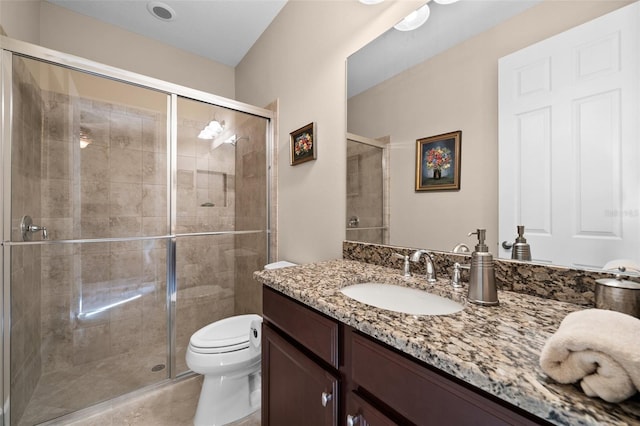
[346,0,638,272]
[498,1,639,270]
[346,133,389,245]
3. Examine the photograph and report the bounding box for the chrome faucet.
[452,243,470,253]
[410,250,437,282]
[393,253,411,277]
[452,262,470,288]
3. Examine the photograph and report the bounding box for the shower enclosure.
[345,133,388,245]
[0,37,273,425]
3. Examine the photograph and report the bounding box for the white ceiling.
[46,0,288,67]
[348,0,541,98]
[45,0,540,95]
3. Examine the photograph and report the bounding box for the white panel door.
[499,2,639,269]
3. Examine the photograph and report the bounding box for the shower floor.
[17,346,168,425]
[64,375,261,426]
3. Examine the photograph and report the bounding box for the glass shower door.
[346,136,388,244]
[173,97,268,375]
[7,55,170,425]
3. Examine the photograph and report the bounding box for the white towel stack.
[539,308,640,403]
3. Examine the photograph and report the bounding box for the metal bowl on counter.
[595,275,640,318]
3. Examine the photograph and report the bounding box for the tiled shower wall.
[234,115,268,315]
[172,112,267,372]
[346,140,386,244]
[38,91,169,377]
[174,115,237,372]
[10,56,43,424]
[37,93,264,376]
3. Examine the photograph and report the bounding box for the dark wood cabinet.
[348,330,542,426]
[262,286,546,426]
[263,324,339,425]
[262,287,341,425]
[263,286,339,368]
[345,392,397,426]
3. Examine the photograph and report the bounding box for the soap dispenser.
[467,229,499,306]
[511,225,532,261]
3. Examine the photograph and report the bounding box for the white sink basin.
[340,283,463,315]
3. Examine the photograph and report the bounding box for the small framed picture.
[415,130,461,191]
[290,122,316,166]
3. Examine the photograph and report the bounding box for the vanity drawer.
[350,332,542,426]
[346,391,398,426]
[263,286,339,368]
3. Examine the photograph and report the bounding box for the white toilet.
[186,313,263,426]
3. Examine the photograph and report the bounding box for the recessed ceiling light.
[433,0,460,4]
[359,0,384,4]
[394,4,430,31]
[147,1,176,21]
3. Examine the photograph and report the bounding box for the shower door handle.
[20,215,49,241]
[29,224,48,240]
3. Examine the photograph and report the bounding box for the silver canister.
[511,225,531,261]
[595,276,640,318]
[467,251,499,306]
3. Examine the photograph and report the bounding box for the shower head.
[222,134,249,146]
[211,134,249,150]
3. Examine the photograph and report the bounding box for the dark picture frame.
[415,130,461,191]
[290,122,317,165]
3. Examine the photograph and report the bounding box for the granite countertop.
[254,259,640,426]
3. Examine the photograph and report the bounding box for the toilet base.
[193,370,261,426]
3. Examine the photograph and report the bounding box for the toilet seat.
[189,314,259,354]
[186,313,263,426]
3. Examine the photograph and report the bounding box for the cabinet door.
[263,286,339,368]
[350,332,541,426]
[263,324,339,426]
[346,392,398,426]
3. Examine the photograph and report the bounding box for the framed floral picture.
[415,130,461,191]
[290,122,316,166]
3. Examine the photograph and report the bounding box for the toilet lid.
[189,314,261,353]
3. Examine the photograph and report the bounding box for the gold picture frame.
[290,122,316,166]
[415,130,461,191]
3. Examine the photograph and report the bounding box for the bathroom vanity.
[255,259,640,425]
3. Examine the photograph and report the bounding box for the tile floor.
[49,375,260,426]
[18,346,169,425]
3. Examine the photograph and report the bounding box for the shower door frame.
[0,35,274,426]
[345,132,390,245]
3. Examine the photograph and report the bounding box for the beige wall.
[6,0,626,263]
[0,0,40,42]
[235,0,422,263]
[1,1,235,98]
[348,0,632,254]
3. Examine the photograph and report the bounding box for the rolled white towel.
[539,309,640,403]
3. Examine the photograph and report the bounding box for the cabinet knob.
[347,414,360,426]
[321,391,332,407]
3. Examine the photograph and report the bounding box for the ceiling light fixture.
[198,120,225,140]
[147,1,176,21]
[79,127,92,149]
[394,4,430,31]
[433,0,460,4]
[358,0,384,5]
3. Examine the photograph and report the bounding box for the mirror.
[346,0,639,271]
